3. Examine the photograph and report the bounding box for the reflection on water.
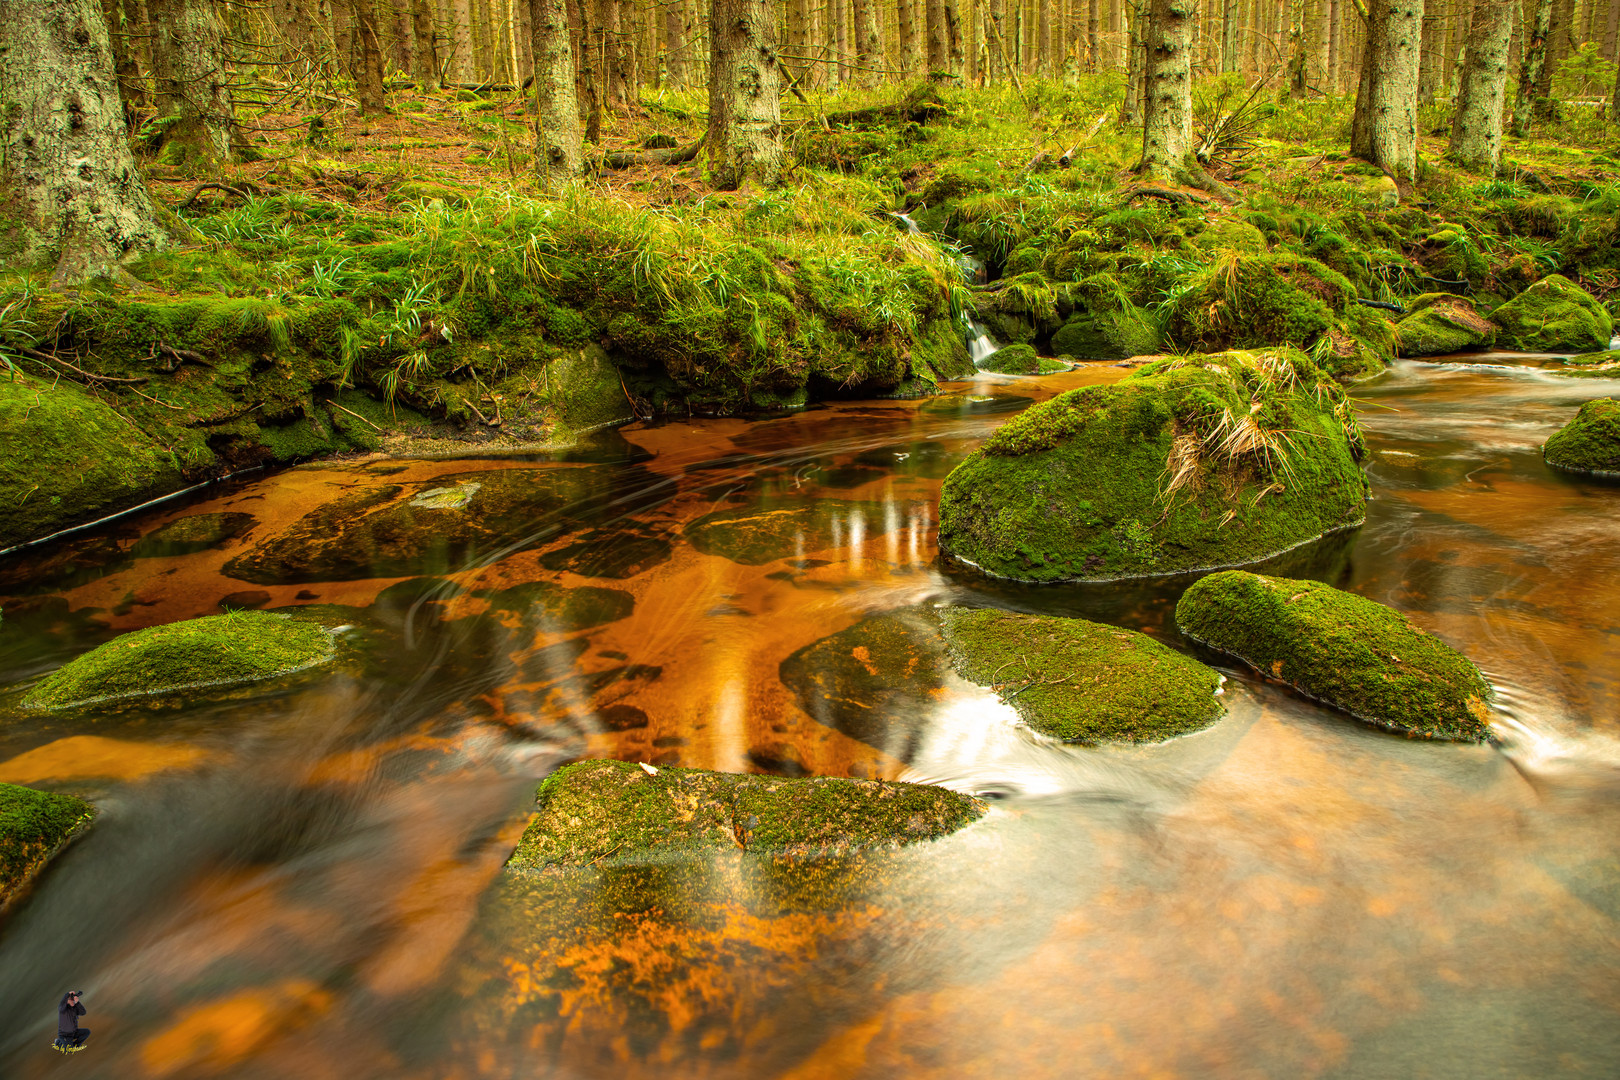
[1,360,1619,1078]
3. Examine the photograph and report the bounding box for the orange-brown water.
[2,360,1618,1079]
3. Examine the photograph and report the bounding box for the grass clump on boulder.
[1175,570,1492,741]
[1490,275,1614,353]
[22,611,334,709]
[938,349,1368,582]
[506,759,985,870]
[1395,294,1497,356]
[938,607,1224,743]
[1,784,95,910]
[1543,398,1620,475]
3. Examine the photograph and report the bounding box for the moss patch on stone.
[1174,570,1492,741]
[22,611,334,709]
[506,759,985,869]
[0,784,95,910]
[938,350,1369,582]
[938,606,1224,743]
[131,512,257,558]
[1555,350,1620,377]
[482,580,636,631]
[1543,397,1620,475]
[979,343,1040,373]
[1490,274,1614,353]
[1396,294,1497,356]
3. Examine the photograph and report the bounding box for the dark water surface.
[2,360,1619,1079]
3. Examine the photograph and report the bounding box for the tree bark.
[707,0,781,188]
[1416,0,1439,102]
[665,0,689,83]
[1288,0,1307,95]
[1219,0,1238,70]
[1326,0,1340,88]
[599,0,633,111]
[410,0,441,86]
[1122,0,1143,123]
[927,0,948,65]
[1350,0,1424,185]
[851,0,879,82]
[448,0,474,78]
[1511,0,1551,134]
[1139,0,1191,172]
[1531,0,1571,110]
[528,0,582,187]
[899,0,920,70]
[1447,0,1512,169]
[1,0,174,282]
[147,0,235,164]
[348,0,390,111]
[581,0,601,139]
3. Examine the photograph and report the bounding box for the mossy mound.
[1555,350,1620,377]
[22,611,334,709]
[1164,253,1356,353]
[938,350,1369,582]
[1175,571,1492,741]
[1193,217,1268,253]
[1490,275,1614,353]
[938,607,1224,743]
[0,784,95,910]
[506,759,985,869]
[1396,294,1497,356]
[0,376,185,550]
[979,343,1039,373]
[1543,398,1620,475]
[685,498,892,565]
[1047,273,1164,360]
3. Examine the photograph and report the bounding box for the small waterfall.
[967,319,1000,368]
[892,212,922,235]
[1609,333,1619,351]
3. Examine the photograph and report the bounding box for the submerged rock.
[1395,294,1497,356]
[685,498,892,565]
[131,512,257,558]
[482,579,635,631]
[979,343,1040,374]
[0,784,95,910]
[938,607,1224,743]
[22,611,335,709]
[1543,398,1620,475]
[505,759,985,869]
[1175,571,1492,741]
[938,350,1368,582]
[1490,275,1614,353]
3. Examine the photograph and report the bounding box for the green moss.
[1554,350,1620,377]
[1193,217,1268,254]
[22,611,334,709]
[979,343,1040,373]
[1395,294,1497,357]
[937,606,1224,743]
[1174,570,1492,741]
[0,784,95,910]
[1166,253,1354,352]
[506,759,985,870]
[1543,397,1620,475]
[1491,274,1614,353]
[937,350,1369,581]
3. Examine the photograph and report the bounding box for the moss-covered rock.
[1395,294,1497,356]
[938,607,1224,743]
[1193,216,1268,253]
[1555,350,1620,377]
[979,343,1040,373]
[1174,571,1492,741]
[938,350,1369,582]
[22,611,334,709]
[1047,273,1164,360]
[0,375,185,551]
[0,784,95,910]
[131,512,257,558]
[481,579,636,631]
[1165,253,1355,353]
[506,759,985,869]
[1490,274,1614,353]
[1543,398,1620,475]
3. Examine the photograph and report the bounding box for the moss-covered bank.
[1543,398,1620,475]
[507,759,985,869]
[23,611,335,709]
[0,784,95,910]
[938,349,1369,582]
[938,606,1224,742]
[1175,570,1492,741]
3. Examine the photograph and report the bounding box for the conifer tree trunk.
[1530,0,1569,111]
[835,0,849,80]
[448,0,474,78]
[1326,0,1340,88]
[667,0,690,83]
[1287,0,1307,95]
[899,0,919,70]
[389,0,414,70]
[1219,0,1238,70]
[101,0,144,129]
[1139,0,1191,171]
[707,0,781,187]
[1447,0,1512,169]
[148,0,236,164]
[601,0,633,109]
[1511,0,1551,133]
[851,0,879,81]
[529,0,582,187]
[0,0,174,282]
[945,0,963,71]
[411,0,441,86]
[1123,0,1143,122]
[1087,0,1099,66]
[348,0,389,111]
[582,0,602,138]
[1350,0,1424,185]
[927,0,948,65]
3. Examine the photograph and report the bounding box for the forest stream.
[2,355,1619,1079]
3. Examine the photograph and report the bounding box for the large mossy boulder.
[1165,253,1355,352]
[938,607,1225,743]
[22,612,334,709]
[1490,275,1614,353]
[0,784,95,910]
[978,343,1039,373]
[1175,571,1492,741]
[938,350,1369,582]
[506,759,985,869]
[1048,273,1164,360]
[1543,398,1620,475]
[1395,294,1497,356]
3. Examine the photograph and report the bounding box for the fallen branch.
[1122,185,1214,206]
[178,181,253,211]
[600,135,706,170]
[327,399,384,431]
[20,347,150,384]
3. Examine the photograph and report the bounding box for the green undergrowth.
[0,784,95,909]
[1175,570,1492,741]
[506,759,985,870]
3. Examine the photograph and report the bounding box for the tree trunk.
[946,0,963,72]
[100,0,144,130]
[1605,0,1617,61]
[1122,0,1143,123]
[927,0,948,65]
[1349,0,1424,185]
[1532,0,1571,110]
[1140,0,1191,171]
[448,0,473,78]
[1219,0,1238,70]
[1326,0,1340,88]
[389,0,414,70]
[666,0,689,83]
[348,0,390,111]
[1087,0,1099,66]
[852,0,879,81]
[1511,0,1551,133]
[836,0,849,81]
[528,0,582,187]
[1417,0,1439,102]
[581,0,601,138]
[1,0,174,282]
[147,0,235,165]
[1288,0,1307,95]
[899,0,919,70]
[1447,0,1513,169]
[600,0,633,110]
[411,0,441,86]
[707,0,781,188]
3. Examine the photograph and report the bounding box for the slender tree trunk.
[852,0,879,81]
[529,0,582,187]
[1447,0,1513,168]
[1350,0,1424,185]
[707,0,781,188]
[1086,0,1098,65]
[411,0,441,86]
[926,0,948,65]
[1511,0,1551,133]
[1417,0,1439,101]
[1532,0,1571,109]
[944,0,964,70]
[667,0,690,83]
[348,0,389,111]
[1326,0,1340,88]
[1140,0,1190,170]
[147,0,236,165]
[1288,0,1307,94]
[836,0,849,80]
[389,0,414,70]
[1123,0,1143,121]
[582,0,602,138]
[1,0,174,282]
[1605,0,1618,60]
[448,0,473,78]
[899,0,919,70]
[601,0,633,109]
[1219,0,1238,69]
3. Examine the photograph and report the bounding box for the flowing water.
[2,356,1619,1079]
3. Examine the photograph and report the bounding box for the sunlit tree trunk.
[1326,0,1340,88]
[529,0,582,187]
[707,0,781,187]
[667,0,690,83]
[1287,0,1307,95]
[1086,0,1098,66]
[348,0,389,110]
[447,0,473,78]
[946,0,963,72]
[926,0,946,65]
[1122,0,1143,122]
[1,0,174,282]
[1219,0,1238,69]
[898,0,919,70]
[1139,0,1190,172]
[410,0,441,86]
[1447,0,1512,169]
[851,0,879,82]
[1511,0,1551,133]
[1350,0,1424,185]
[835,0,849,81]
